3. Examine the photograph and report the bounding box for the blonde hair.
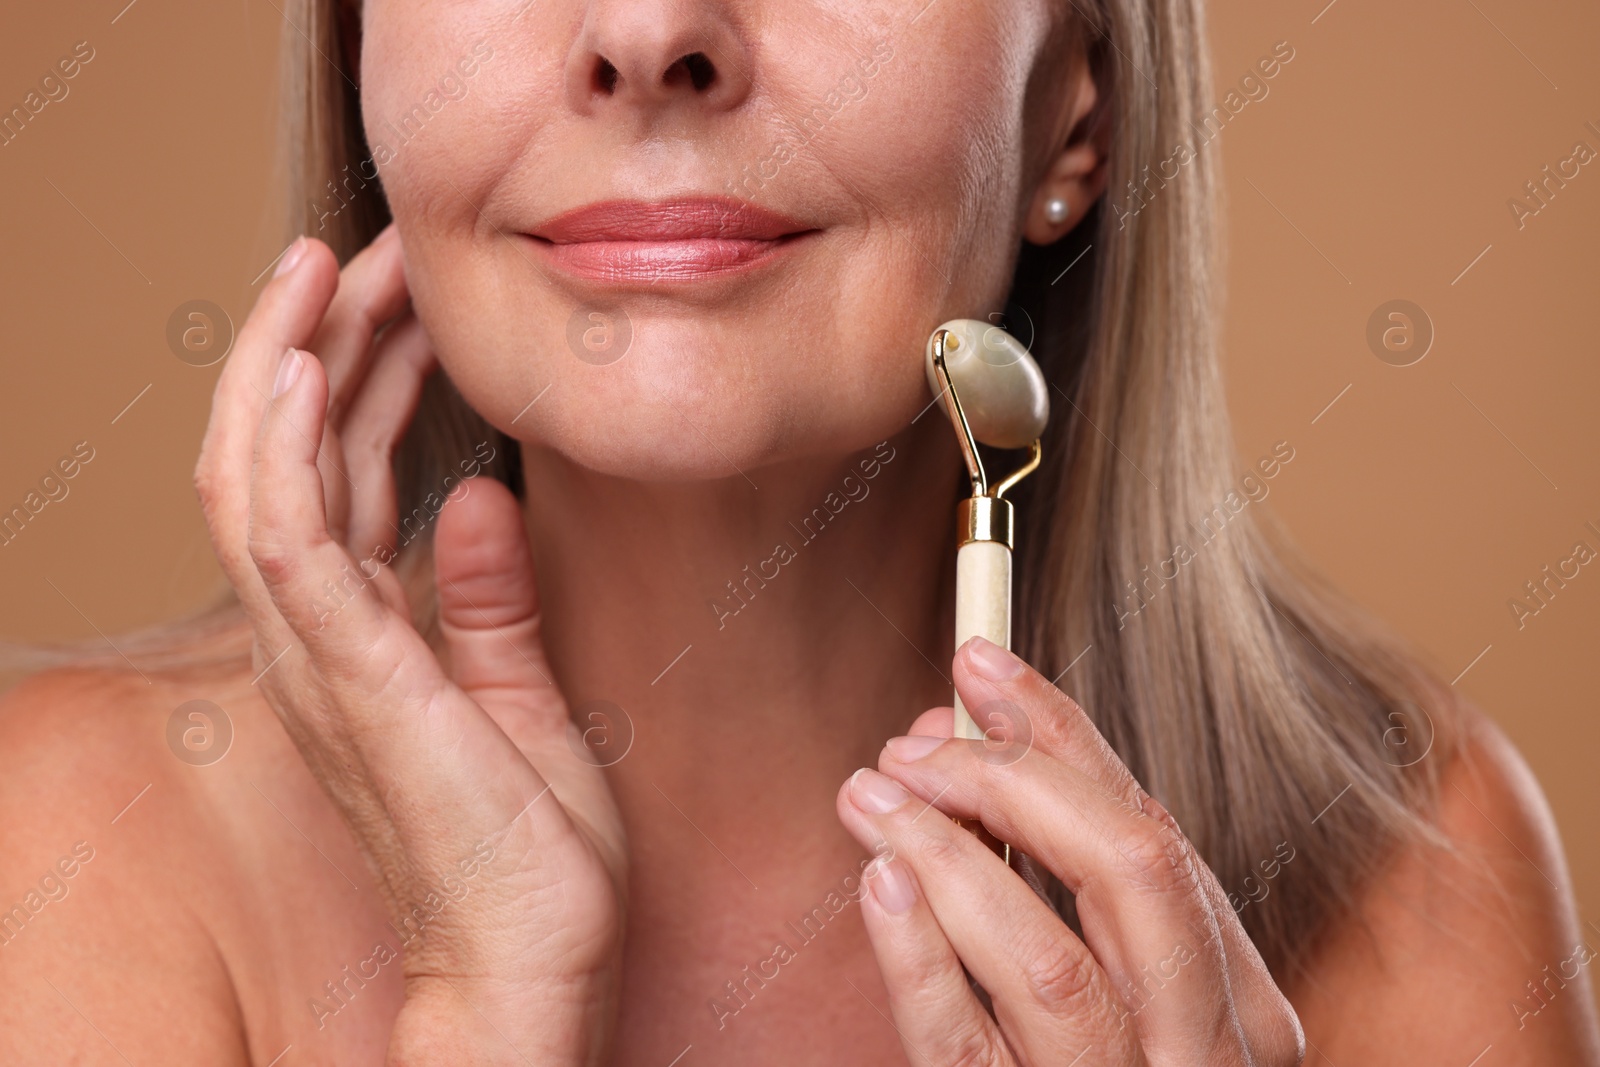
[9,0,1451,983]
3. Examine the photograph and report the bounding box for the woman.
[1,0,1594,1062]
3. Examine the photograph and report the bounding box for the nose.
[564,1,753,116]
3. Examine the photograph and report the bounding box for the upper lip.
[529,197,813,243]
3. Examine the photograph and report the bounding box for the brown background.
[2,0,1595,997]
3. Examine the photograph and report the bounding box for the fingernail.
[965,637,1023,682]
[867,856,916,914]
[273,236,307,278]
[884,735,945,762]
[850,768,911,814]
[273,348,304,397]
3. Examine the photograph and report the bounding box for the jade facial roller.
[924,320,1049,744]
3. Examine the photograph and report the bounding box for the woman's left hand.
[835,636,1306,1066]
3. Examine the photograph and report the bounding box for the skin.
[1,0,1597,1064]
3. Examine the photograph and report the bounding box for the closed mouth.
[524,196,817,282]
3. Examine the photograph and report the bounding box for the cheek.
[815,19,1031,320]
[360,0,541,199]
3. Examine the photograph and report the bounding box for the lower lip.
[528,235,801,283]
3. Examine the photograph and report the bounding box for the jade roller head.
[924,320,1049,802]
[924,318,1049,495]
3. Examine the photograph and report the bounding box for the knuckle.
[1117,813,1203,900]
[347,424,399,469]
[1048,691,1092,735]
[194,459,255,578]
[321,298,380,363]
[1259,994,1307,1065]
[192,458,224,515]
[247,529,300,589]
[936,1022,1006,1067]
[897,945,955,997]
[1017,934,1100,1015]
[907,822,970,874]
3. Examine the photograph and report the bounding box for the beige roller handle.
[953,539,1011,740]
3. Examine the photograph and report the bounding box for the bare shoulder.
[0,661,404,1063]
[1289,694,1600,1065]
[0,664,254,1062]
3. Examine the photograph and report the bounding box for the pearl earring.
[1045,197,1070,224]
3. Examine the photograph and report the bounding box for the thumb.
[435,476,628,880]
[434,476,561,721]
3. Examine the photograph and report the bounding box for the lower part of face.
[361,0,1060,480]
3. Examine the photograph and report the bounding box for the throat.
[610,829,912,1066]
[511,422,958,1065]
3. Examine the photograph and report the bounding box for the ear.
[338,0,363,87]
[1022,60,1109,245]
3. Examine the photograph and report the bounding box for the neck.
[518,417,961,878]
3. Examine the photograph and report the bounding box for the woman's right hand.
[193,227,627,1066]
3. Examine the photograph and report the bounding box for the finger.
[341,311,437,559]
[435,477,559,715]
[307,225,410,546]
[839,768,1133,1065]
[878,733,1245,1060]
[197,229,409,594]
[1194,859,1304,1066]
[433,479,628,874]
[943,638,1286,1058]
[216,238,342,442]
[955,638,1142,807]
[908,705,955,738]
[247,348,383,650]
[843,837,1015,1067]
[197,236,341,607]
[309,223,412,421]
[250,350,582,867]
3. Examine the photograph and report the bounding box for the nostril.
[665,51,717,92]
[684,52,717,91]
[588,50,720,99]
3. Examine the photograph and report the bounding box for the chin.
[438,310,928,483]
